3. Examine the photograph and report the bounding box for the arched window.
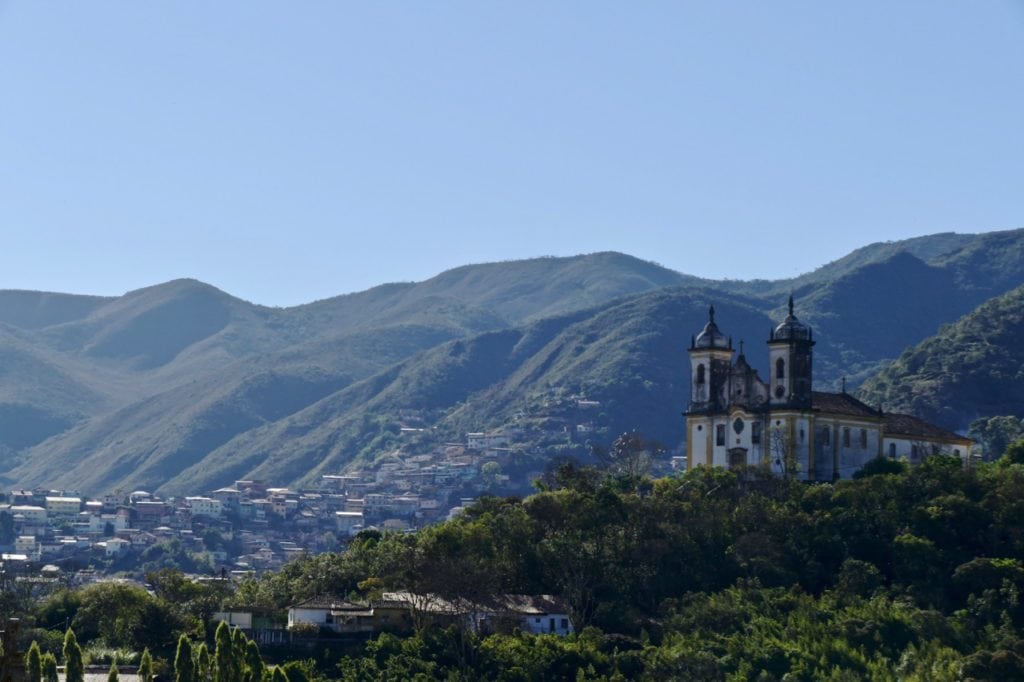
[776,357,785,379]
[696,364,706,384]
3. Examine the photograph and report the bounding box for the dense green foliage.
[860,284,1024,431]
[6,452,1023,679]
[167,455,1016,678]
[63,629,84,682]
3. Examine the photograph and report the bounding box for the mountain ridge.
[4,229,1024,493]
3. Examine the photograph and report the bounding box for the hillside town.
[0,431,549,581]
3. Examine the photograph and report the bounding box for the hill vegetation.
[3,229,1024,493]
[859,283,1024,431]
[12,452,1024,680]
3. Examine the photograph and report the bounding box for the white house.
[335,511,364,537]
[185,497,224,519]
[45,497,82,517]
[10,505,47,525]
[467,433,510,450]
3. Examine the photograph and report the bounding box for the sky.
[1,3,1022,307]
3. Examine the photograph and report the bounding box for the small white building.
[467,433,510,450]
[185,497,224,519]
[14,536,40,561]
[45,497,83,516]
[335,511,364,536]
[100,537,131,557]
[10,505,47,524]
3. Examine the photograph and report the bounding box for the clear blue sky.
[1,3,1022,306]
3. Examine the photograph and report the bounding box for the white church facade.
[684,298,972,480]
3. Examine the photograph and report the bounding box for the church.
[684,298,973,480]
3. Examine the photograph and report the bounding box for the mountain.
[4,229,1024,494]
[857,283,1024,431]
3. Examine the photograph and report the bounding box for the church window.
[696,364,706,384]
[799,428,805,442]
[716,424,725,446]
[842,427,850,447]
[776,358,785,379]
[889,443,896,458]
[859,429,867,449]
[733,418,745,434]
[752,422,762,444]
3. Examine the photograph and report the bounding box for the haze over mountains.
[3,229,1024,495]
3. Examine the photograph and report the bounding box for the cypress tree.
[42,653,59,682]
[195,642,210,682]
[62,629,84,682]
[107,662,119,682]
[242,641,263,682]
[174,635,195,682]
[270,668,288,682]
[138,649,153,682]
[25,641,42,682]
[213,622,236,682]
[231,628,246,680]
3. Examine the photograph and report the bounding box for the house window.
[954,449,961,458]
[752,422,762,444]
[716,424,725,446]
[889,443,896,458]
[799,428,805,443]
[776,358,785,379]
[560,618,569,629]
[860,429,867,449]
[843,427,850,447]
[911,444,919,459]
[822,428,830,445]
[696,364,705,384]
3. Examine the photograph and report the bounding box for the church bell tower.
[687,305,734,413]
[768,296,814,408]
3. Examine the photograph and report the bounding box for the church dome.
[694,305,730,349]
[772,296,811,341]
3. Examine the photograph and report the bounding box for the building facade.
[685,299,972,479]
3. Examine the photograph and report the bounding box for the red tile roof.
[811,391,881,418]
[883,412,972,444]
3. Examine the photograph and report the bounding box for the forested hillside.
[3,229,1024,493]
[859,284,1024,430]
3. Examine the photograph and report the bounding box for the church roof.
[771,295,812,342]
[811,391,880,418]
[883,413,972,444]
[693,305,730,349]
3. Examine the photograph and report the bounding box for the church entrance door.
[727,447,748,469]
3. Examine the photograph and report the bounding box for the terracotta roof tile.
[883,413,972,444]
[811,391,881,418]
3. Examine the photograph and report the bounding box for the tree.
[62,630,83,682]
[25,641,42,682]
[41,654,58,682]
[270,667,288,682]
[481,461,502,488]
[213,622,238,682]
[194,643,210,682]
[107,662,119,682]
[242,641,263,682]
[174,635,195,682]
[594,431,661,481]
[967,416,1023,460]
[138,649,154,682]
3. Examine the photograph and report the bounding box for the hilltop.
[4,229,1024,493]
